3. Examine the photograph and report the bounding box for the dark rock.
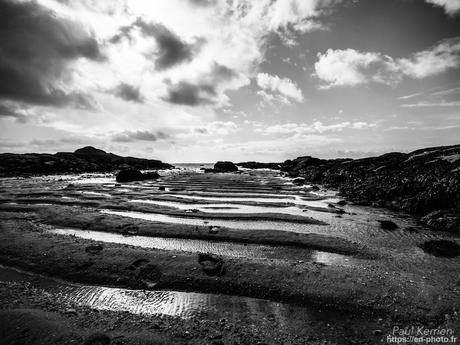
[0,146,173,177]
[281,144,460,233]
[85,244,103,254]
[336,200,347,206]
[213,161,238,172]
[138,264,162,282]
[378,220,398,230]
[237,161,281,170]
[84,333,111,345]
[127,258,149,271]
[421,210,460,233]
[115,169,159,182]
[198,253,225,276]
[158,186,166,191]
[419,240,460,258]
[292,177,305,185]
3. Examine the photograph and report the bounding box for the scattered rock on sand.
[378,220,398,230]
[213,161,238,172]
[419,240,460,258]
[84,333,111,345]
[138,263,162,282]
[198,253,225,276]
[116,169,160,182]
[85,244,103,254]
[208,226,220,234]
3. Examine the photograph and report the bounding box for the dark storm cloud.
[164,81,216,106]
[0,103,27,123]
[111,18,197,70]
[0,0,104,108]
[112,130,170,143]
[113,83,144,103]
[163,64,239,106]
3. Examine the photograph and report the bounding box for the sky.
[0,0,459,163]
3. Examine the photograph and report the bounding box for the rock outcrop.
[213,161,238,172]
[116,169,160,182]
[237,161,281,170]
[0,146,173,176]
[282,144,460,233]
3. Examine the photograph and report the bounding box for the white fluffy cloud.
[314,49,399,87]
[257,73,304,103]
[315,37,460,88]
[398,38,460,78]
[425,0,460,15]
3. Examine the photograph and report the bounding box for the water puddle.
[48,228,358,266]
[128,199,334,216]
[101,209,323,233]
[0,265,312,320]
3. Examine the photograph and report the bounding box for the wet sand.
[0,168,459,344]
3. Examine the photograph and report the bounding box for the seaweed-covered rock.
[419,240,460,258]
[116,169,159,182]
[378,220,398,230]
[214,161,238,172]
[0,146,173,177]
[198,253,225,276]
[281,144,460,233]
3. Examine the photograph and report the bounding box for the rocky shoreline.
[281,144,460,233]
[0,146,173,177]
[0,146,459,344]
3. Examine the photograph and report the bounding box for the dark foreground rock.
[214,161,238,172]
[419,240,460,258]
[282,144,460,233]
[237,161,281,170]
[0,146,173,177]
[378,220,398,231]
[115,169,160,182]
[198,253,225,276]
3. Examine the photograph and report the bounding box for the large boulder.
[116,169,159,182]
[214,161,238,172]
[419,240,460,258]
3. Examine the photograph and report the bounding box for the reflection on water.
[129,199,334,215]
[101,209,321,232]
[48,228,359,266]
[0,265,308,320]
[0,265,363,332]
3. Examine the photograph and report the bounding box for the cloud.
[425,0,460,16]
[431,86,460,96]
[0,103,28,123]
[398,37,460,78]
[195,121,238,136]
[314,49,400,88]
[112,130,170,143]
[401,101,460,108]
[256,73,304,103]
[260,121,377,137]
[113,83,144,103]
[112,18,197,70]
[315,37,460,88]
[163,63,242,106]
[0,0,103,108]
